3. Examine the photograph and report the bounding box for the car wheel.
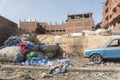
[90,54,103,64]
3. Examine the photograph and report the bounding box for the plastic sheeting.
[50,64,67,75]
[17,42,29,54]
[4,36,20,46]
[58,59,75,64]
[22,57,53,65]
[50,59,75,75]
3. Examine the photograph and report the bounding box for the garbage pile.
[0,34,76,76]
[40,59,75,77]
[0,34,64,64]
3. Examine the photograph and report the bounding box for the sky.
[0,0,104,25]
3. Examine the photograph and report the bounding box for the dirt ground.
[1,54,120,80]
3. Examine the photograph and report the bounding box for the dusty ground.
[1,54,120,80]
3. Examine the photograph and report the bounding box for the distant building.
[20,20,46,34]
[101,0,120,30]
[65,13,94,34]
[20,12,94,35]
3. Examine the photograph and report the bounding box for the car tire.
[90,54,103,64]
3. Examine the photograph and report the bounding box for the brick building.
[0,15,17,28]
[20,20,46,34]
[101,0,120,30]
[20,12,94,35]
[65,13,94,34]
[0,15,18,46]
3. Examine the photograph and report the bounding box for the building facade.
[101,0,120,30]
[65,13,94,34]
[20,12,94,35]
[0,15,18,46]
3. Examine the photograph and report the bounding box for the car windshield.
[103,39,112,47]
[107,39,120,47]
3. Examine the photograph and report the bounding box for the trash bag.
[41,45,59,53]
[26,51,38,60]
[17,42,29,54]
[23,41,37,51]
[41,44,59,58]
[0,46,21,62]
[14,53,25,62]
[33,42,42,51]
[50,64,67,75]
[4,36,20,46]
[22,57,53,65]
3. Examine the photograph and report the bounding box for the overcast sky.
[0,0,104,25]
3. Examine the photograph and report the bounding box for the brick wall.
[20,21,38,32]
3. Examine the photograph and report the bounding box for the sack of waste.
[4,36,20,46]
[41,44,59,58]
[0,46,21,62]
[26,51,38,60]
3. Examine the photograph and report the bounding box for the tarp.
[22,57,53,65]
[50,59,75,75]
[4,36,20,46]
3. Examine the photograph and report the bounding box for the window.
[118,20,120,24]
[47,30,50,32]
[59,30,62,32]
[114,23,116,27]
[51,30,55,32]
[108,40,120,47]
[105,8,108,13]
[63,30,66,32]
[113,7,116,13]
[76,15,82,19]
[105,0,108,6]
[110,15,112,18]
[68,15,75,19]
[84,14,89,18]
[105,16,109,21]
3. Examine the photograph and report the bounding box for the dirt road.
[0,55,120,80]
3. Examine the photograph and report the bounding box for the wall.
[37,35,120,56]
[20,22,38,32]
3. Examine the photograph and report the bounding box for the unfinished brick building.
[101,0,120,30]
[65,13,94,34]
[20,12,94,35]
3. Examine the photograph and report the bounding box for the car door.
[105,39,120,58]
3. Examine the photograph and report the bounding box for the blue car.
[84,38,120,64]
